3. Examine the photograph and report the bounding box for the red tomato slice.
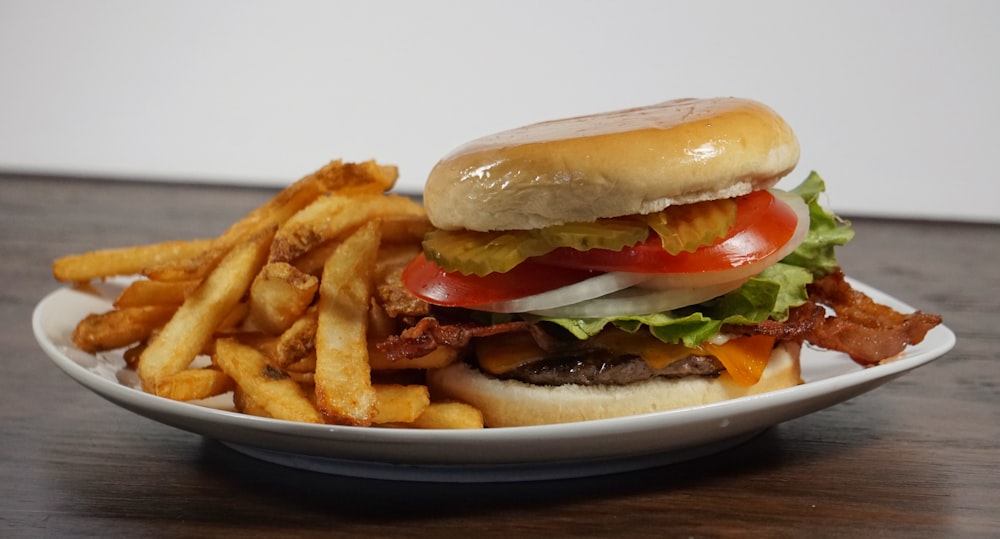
[533,190,797,273]
[403,254,600,307]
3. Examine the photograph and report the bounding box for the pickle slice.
[423,198,737,276]
[537,219,649,252]
[422,229,536,276]
[423,219,648,276]
[644,198,738,255]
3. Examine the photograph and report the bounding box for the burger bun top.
[423,97,800,231]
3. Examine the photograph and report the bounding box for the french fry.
[217,301,250,332]
[283,353,317,385]
[243,262,318,334]
[289,239,340,277]
[379,214,433,245]
[137,228,273,393]
[269,192,424,263]
[154,368,235,402]
[142,159,383,282]
[272,307,318,367]
[233,331,278,357]
[314,220,381,426]
[285,370,315,386]
[53,238,213,282]
[233,387,271,418]
[72,305,176,353]
[113,279,198,308]
[407,402,485,429]
[341,160,399,192]
[372,384,430,424]
[214,338,322,423]
[285,353,316,373]
[122,341,148,368]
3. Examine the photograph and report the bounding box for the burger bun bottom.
[426,341,802,427]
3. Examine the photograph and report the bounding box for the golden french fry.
[137,228,273,393]
[72,305,176,353]
[285,353,317,373]
[368,344,459,371]
[269,192,424,263]
[212,162,356,249]
[233,387,271,418]
[217,301,250,332]
[285,370,315,385]
[141,244,228,282]
[289,240,339,277]
[154,368,235,401]
[407,402,485,429]
[233,331,278,357]
[372,384,430,424]
[341,160,399,192]
[113,279,198,308]
[122,341,148,368]
[268,307,318,367]
[314,220,381,426]
[243,262,319,334]
[379,214,433,244]
[214,338,322,423]
[53,238,214,282]
[143,159,383,282]
[282,352,318,385]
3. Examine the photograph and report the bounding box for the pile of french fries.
[53,160,483,429]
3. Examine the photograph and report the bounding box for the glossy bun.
[423,97,800,231]
[426,341,802,427]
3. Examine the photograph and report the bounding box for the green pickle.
[645,198,737,254]
[423,197,738,276]
[538,220,648,251]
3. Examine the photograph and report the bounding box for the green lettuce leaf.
[781,171,855,276]
[537,171,852,346]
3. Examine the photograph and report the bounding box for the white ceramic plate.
[33,278,955,482]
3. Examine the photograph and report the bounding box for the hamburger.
[385,97,940,427]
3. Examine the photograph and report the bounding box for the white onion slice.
[528,278,748,318]
[473,271,653,313]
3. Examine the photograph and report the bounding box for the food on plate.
[385,97,943,427]
[52,98,943,430]
[54,160,482,429]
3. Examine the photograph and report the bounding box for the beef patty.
[496,349,724,386]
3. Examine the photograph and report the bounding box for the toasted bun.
[426,341,802,427]
[424,97,799,231]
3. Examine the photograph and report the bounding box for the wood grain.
[2,174,997,537]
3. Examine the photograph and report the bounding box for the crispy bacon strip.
[797,271,942,365]
[724,301,826,340]
[376,317,531,362]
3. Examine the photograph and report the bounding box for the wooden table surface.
[2,174,997,537]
